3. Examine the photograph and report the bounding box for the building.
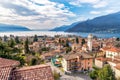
[95,47,120,78]
[61,52,93,72]
[87,34,93,51]
[0,57,54,80]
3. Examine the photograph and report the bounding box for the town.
[0,34,120,80]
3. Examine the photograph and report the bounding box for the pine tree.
[24,38,29,54]
[33,35,38,42]
[15,36,20,43]
[76,37,79,44]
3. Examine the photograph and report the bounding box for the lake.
[0,31,120,38]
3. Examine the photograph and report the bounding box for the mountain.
[0,23,31,32]
[51,11,120,33]
[50,21,80,31]
[66,12,120,33]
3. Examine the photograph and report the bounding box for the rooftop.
[12,64,54,80]
[0,58,54,80]
[0,58,20,67]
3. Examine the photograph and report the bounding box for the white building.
[87,34,93,51]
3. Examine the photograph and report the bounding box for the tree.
[65,39,69,47]
[81,38,86,46]
[33,35,38,42]
[89,70,97,80]
[53,70,60,80]
[98,65,115,80]
[66,47,72,53]
[116,38,120,41]
[90,65,116,80]
[8,38,16,48]
[4,35,8,42]
[15,36,20,43]
[30,58,37,65]
[24,38,29,54]
[76,37,79,44]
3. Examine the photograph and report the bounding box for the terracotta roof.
[63,52,93,60]
[0,66,13,80]
[101,47,110,51]
[96,57,107,62]
[93,44,99,48]
[63,53,80,60]
[107,47,120,52]
[0,58,20,67]
[12,64,54,80]
[96,57,120,64]
[102,47,120,52]
[80,53,93,59]
[0,58,54,80]
[0,58,20,80]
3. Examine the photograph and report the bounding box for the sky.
[0,0,120,30]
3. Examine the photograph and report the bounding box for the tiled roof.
[0,66,13,80]
[63,53,80,60]
[0,58,20,67]
[0,58,54,80]
[12,64,54,80]
[105,47,120,52]
[63,52,93,60]
[0,58,20,80]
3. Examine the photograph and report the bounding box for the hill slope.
[66,12,120,33]
[50,21,80,31]
[0,23,31,31]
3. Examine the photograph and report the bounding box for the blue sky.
[0,0,120,30]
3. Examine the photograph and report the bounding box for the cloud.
[90,11,101,14]
[0,0,76,29]
[93,1,108,8]
[69,0,108,8]
[0,3,39,16]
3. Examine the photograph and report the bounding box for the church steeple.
[87,34,93,51]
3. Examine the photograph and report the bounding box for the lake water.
[0,31,120,38]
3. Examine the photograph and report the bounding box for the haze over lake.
[0,31,120,38]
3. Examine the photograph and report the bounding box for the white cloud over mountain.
[0,0,120,29]
[0,0,76,29]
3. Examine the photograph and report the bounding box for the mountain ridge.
[0,23,31,32]
[51,11,120,33]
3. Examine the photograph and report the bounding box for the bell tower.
[87,34,93,51]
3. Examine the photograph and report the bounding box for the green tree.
[98,65,116,80]
[24,38,29,54]
[81,38,86,46]
[116,38,120,41]
[33,34,38,42]
[53,70,60,80]
[65,39,69,47]
[4,35,8,42]
[76,37,79,44]
[8,38,16,48]
[30,58,37,65]
[89,70,98,80]
[66,47,72,53]
[15,36,20,43]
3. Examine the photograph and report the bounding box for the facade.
[115,64,120,78]
[105,47,120,59]
[61,52,93,72]
[95,47,120,78]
